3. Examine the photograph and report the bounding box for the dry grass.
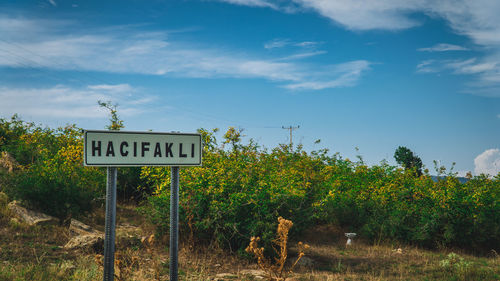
[288,226,500,281]
[0,204,499,281]
[246,216,309,281]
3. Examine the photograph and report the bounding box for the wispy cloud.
[285,60,371,90]
[0,15,369,91]
[264,38,322,50]
[451,60,498,76]
[417,43,469,52]
[218,0,278,9]
[277,51,327,61]
[264,38,291,49]
[295,41,321,48]
[218,0,422,30]
[87,84,134,93]
[48,0,57,7]
[417,59,482,74]
[416,60,438,73]
[416,57,500,96]
[0,84,154,119]
[219,0,500,41]
[219,0,500,94]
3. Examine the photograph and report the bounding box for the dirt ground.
[1,203,499,281]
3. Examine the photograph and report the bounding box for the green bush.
[14,162,102,223]
[2,115,499,254]
[0,117,105,223]
[142,128,328,251]
[142,127,500,253]
[319,166,500,251]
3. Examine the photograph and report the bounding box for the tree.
[98,100,144,201]
[223,126,244,151]
[394,146,423,176]
[98,100,124,131]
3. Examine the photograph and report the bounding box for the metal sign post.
[170,166,180,281]
[83,130,202,281]
[103,167,117,281]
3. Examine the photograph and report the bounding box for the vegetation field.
[0,115,499,280]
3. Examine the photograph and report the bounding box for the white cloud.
[48,0,57,7]
[218,0,500,45]
[222,0,500,42]
[264,39,291,49]
[417,43,469,52]
[277,51,327,61]
[416,57,500,96]
[294,0,424,31]
[456,61,497,75]
[285,60,371,90]
[416,60,438,73]
[218,0,278,9]
[295,41,320,48]
[219,0,423,30]
[264,39,322,50]
[427,0,500,47]
[0,16,369,91]
[0,16,69,42]
[0,84,154,119]
[218,0,500,93]
[474,148,500,176]
[87,84,134,93]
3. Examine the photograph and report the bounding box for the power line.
[0,46,108,88]
[282,125,300,148]
[0,38,118,87]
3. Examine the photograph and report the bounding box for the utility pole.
[282,125,300,148]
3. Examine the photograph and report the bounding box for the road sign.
[84,130,202,167]
[84,130,201,281]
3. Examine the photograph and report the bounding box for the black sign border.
[84,130,203,167]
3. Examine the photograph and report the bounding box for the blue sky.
[0,0,499,176]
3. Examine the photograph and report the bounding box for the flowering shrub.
[143,128,500,253]
[319,166,500,250]
[142,128,326,251]
[3,116,498,251]
[0,117,104,222]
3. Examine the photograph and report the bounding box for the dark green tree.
[394,146,423,176]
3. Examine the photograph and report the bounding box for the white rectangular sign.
[84,130,202,166]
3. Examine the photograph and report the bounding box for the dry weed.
[246,216,309,281]
[94,234,157,281]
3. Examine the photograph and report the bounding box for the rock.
[0,151,19,173]
[392,248,403,254]
[58,260,76,272]
[296,256,314,267]
[117,223,142,236]
[240,269,266,279]
[69,219,102,236]
[64,234,104,250]
[64,219,104,251]
[7,201,58,226]
[214,273,238,280]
